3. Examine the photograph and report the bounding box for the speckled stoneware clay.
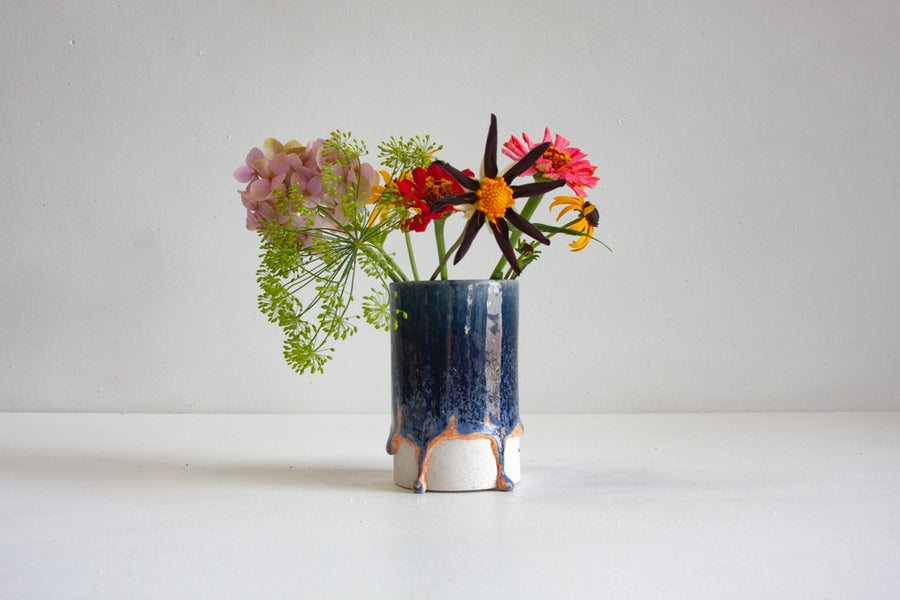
[387,280,521,493]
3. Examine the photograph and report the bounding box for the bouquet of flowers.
[234,114,607,374]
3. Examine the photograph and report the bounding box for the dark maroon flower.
[432,114,565,274]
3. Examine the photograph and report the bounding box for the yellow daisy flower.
[549,193,599,252]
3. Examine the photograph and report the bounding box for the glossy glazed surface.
[387,280,521,492]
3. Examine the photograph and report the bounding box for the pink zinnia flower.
[501,129,598,197]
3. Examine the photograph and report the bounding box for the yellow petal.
[554,204,576,221]
[549,196,579,209]
[568,223,594,251]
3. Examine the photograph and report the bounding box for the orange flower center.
[543,145,571,170]
[476,177,515,223]
[423,176,457,206]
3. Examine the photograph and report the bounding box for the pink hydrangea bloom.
[501,129,598,197]
[235,138,377,238]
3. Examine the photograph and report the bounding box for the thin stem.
[380,247,410,282]
[490,193,546,279]
[404,231,420,281]
[362,246,407,283]
[433,218,448,280]
[504,216,584,280]
[545,217,582,239]
[429,225,467,280]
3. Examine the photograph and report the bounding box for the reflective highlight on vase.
[387,280,521,493]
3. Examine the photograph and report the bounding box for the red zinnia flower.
[501,129,598,197]
[396,163,471,232]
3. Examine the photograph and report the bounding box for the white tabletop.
[1,412,898,599]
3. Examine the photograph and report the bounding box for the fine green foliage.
[253,132,401,374]
[377,135,442,177]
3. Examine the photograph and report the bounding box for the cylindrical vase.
[386,280,521,493]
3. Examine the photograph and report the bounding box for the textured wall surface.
[2,1,899,412]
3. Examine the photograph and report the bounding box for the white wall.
[2,1,898,413]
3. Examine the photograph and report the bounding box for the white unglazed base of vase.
[393,436,521,492]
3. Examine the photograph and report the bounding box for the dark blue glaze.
[386,280,521,493]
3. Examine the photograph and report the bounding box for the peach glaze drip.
[388,409,522,493]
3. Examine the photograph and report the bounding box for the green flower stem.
[382,249,409,282]
[404,231,420,281]
[505,216,581,280]
[490,193,546,279]
[433,218,448,280]
[553,217,582,235]
[363,246,407,283]
[430,225,467,280]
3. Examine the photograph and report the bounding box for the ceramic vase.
[386,280,522,493]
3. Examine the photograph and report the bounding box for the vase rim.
[389,279,518,288]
